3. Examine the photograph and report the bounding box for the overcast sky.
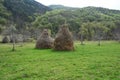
[35,0,120,10]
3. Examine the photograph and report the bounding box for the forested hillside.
[0,0,51,33]
[0,1,120,41]
[0,0,11,25]
[33,6,120,40]
[3,0,51,22]
[0,0,51,37]
[49,5,78,10]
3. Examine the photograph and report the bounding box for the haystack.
[2,36,9,43]
[35,29,54,49]
[54,24,74,51]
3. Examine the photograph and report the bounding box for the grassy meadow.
[0,41,120,80]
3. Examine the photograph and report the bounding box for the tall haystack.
[54,24,74,51]
[35,29,54,49]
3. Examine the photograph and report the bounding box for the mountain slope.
[49,5,78,10]
[34,6,120,27]
[81,6,120,20]
[33,6,120,39]
[0,0,11,25]
[74,6,120,22]
[0,0,51,25]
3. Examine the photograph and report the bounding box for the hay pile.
[54,24,74,51]
[35,29,54,49]
[2,36,9,43]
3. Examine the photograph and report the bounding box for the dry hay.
[54,24,74,51]
[35,29,54,49]
[2,36,9,43]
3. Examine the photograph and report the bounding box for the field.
[0,41,120,80]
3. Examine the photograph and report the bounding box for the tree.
[114,27,120,43]
[0,25,3,34]
[93,22,109,46]
[114,21,120,43]
[79,25,86,45]
[9,24,17,51]
[79,22,94,45]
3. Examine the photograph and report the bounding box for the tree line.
[0,5,120,43]
[32,7,120,41]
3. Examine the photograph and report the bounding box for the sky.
[35,0,120,10]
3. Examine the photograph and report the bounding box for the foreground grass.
[0,41,120,80]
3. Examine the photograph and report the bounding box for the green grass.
[0,41,120,80]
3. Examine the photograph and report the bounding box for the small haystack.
[35,29,54,49]
[2,36,9,43]
[54,24,74,51]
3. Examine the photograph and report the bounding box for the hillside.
[49,5,78,10]
[0,1,120,40]
[33,6,120,27]
[0,0,51,25]
[33,6,120,39]
[0,0,11,25]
